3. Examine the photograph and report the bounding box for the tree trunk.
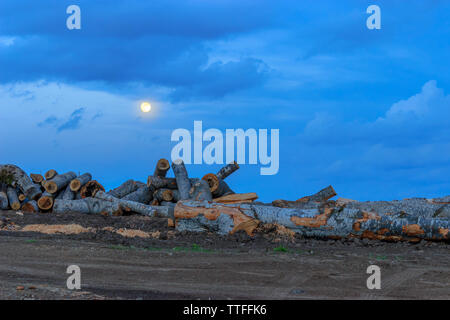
[107,179,139,198]
[0,164,42,200]
[153,188,174,202]
[171,159,191,200]
[70,173,92,192]
[0,183,8,210]
[30,173,44,184]
[45,171,77,194]
[122,186,153,204]
[37,191,55,211]
[22,200,39,213]
[80,180,105,198]
[201,173,234,198]
[154,159,170,177]
[174,201,450,241]
[189,180,213,201]
[216,161,240,180]
[214,192,258,204]
[6,186,20,210]
[44,169,58,180]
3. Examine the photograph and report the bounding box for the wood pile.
[0,162,449,242]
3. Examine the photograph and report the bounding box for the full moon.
[140,102,152,113]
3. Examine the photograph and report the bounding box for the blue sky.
[1,0,449,201]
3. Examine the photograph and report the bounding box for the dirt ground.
[0,210,449,300]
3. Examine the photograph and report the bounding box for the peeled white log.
[70,173,92,192]
[0,164,42,200]
[6,187,20,210]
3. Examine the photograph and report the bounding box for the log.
[45,171,77,194]
[57,184,76,201]
[297,185,337,203]
[0,183,8,210]
[37,191,55,211]
[30,173,44,184]
[147,176,198,190]
[201,173,234,197]
[174,201,450,241]
[18,194,26,202]
[122,186,153,204]
[154,158,170,177]
[53,198,123,216]
[172,189,180,202]
[80,180,105,198]
[0,164,42,200]
[94,191,172,218]
[107,179,139,198]
[70,173,92,192]
[216,161,240,180]
[44,169,58,180]
[189,180,213,201]
[22,200,38,213]
[153,188,174,202]
[6,186,20,211]
[214,192,258,204]
[171,159,191,200]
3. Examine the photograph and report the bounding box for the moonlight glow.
[140,102,152,113]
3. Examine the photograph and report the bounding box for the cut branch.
[154,159,170,177]
[214,192,258,204]
[122,186,153,204]
[201,173,234,198]
[107,179,139,198]
[171,159,191,200]
[216,161,240,180]
[45,171,77,194]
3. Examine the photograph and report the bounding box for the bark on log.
[44,169,58,180]
[70,173,92,192]
[153,188,174,202]
[6,186,20,210]
[154,159,170,178]
[147,176,198,190]
[0,183,8,210]
[45,171,77,194]
[53,198,123,216]
[0,164,42,200]
[57,184,76,201]
[297,185,337,203]
[189,180,213,201]
[122,186,153,204]
[174,201,450,241]
[201,173,234,197]
[171,159,191,200]
[22,200,38,213]
[172,189,180,202]
[30,174,44,184]
[107,180,139,198]
[37,191,55,211]
[216,161,240,180]
[80,180,105,198]
[214,192,258,204]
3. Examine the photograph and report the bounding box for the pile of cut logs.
[0,161,449,242]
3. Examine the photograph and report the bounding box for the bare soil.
[0,210,449,300]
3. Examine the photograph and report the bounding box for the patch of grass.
[109,244,137,251]
[273,246,288,253]
[25,239,37,244]
[144,247,163,252]
[172,244,213,253]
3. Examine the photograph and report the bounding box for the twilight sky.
[1,0,449,201]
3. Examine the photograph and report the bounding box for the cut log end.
[44,169,57,180]
[45,181,58,194]
[80,180,105,198]
[37,196,54,211]
[30,173,44,184]
[70,179,81,192]
[18,194,26,202]
[154,159,170,177]
[202,173,220,193]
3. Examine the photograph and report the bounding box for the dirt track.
[0,210,449,300]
